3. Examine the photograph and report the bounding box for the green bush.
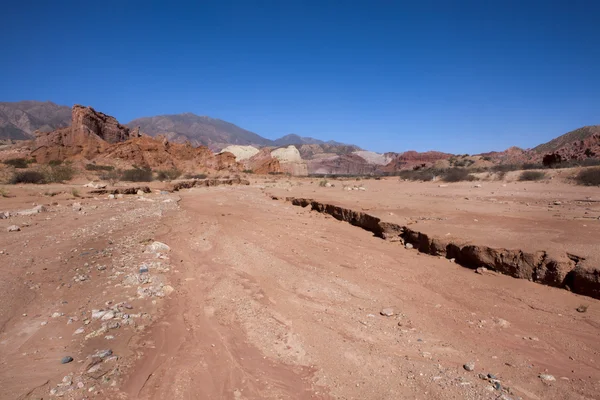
[85,163,115,171]
[48,160,63,166]
[156,168,182,181]
[518,170,546,181]
[319,179,328,187]
[121,168,153,182]
[9,170,46,184]
[575,167,600,186]
[242,169,253,174]
[441,168,476,182]
[3,158,29,168]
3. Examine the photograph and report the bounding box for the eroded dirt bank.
[122,185,600,400]
[286,197,599,300]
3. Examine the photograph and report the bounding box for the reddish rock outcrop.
[98,135,239,171]
[31,105,139,162]
[245,148,282,174]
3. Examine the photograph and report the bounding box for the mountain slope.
[273,133,356,147]
[533,125,600,154]
[127,113,272,150]
[0,101,71,139]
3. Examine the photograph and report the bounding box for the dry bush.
[441,168,476,182]
[9,170,46,184]
[518,170,546,181]
[575,167,600,186]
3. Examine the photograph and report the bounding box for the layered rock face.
[31,105,140,162]
[28,105,238,172]
[271,145,308,175]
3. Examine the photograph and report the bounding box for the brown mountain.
[0,101,71,140]
[127,113,272,150]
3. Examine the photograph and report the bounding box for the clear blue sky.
[2,1,599,154]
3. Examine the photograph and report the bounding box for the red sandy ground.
[0,177,599,399]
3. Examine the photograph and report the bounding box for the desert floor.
[1,177,599,400]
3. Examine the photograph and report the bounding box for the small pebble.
[539,374,556,382]
[463,362,475,371]
[380,308,394,317]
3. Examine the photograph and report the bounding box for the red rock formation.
[31,105,139,162]
[98,135,239,171]
[381,151,452,172]
[245,148,282,174]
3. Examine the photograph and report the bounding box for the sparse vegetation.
[9,170,46,184]
[45,163,76,183]
[0,187,9,197]
[3,158,29,169]
[99,169,122,185]
[518,170,546,181]
[183,173,208,180]
[71,188,81,197]
[85,163,115,171]
[48,159,63,166]
[574,167,600,186]
[441,168,476,182]
[121,167,153,182]
[242,169,253,174]
[398,169,437,181]
[319,179,328,187]
[156,168,182,181]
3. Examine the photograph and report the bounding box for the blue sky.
[2,1,599,154]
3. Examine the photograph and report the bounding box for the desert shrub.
[48,159,63,166]
[519,170,546,181]
[85,163,114,171]
[155,168,182,181]
[575,167,600,186]
[580,158,600,167]
[45,164,76,183]
[522,162,544,170]
[99,169,122,185]
[242,169,253,174]
[491,164,520,173]
[183,173,208,180]
[319,179,328,187]
[0,187,9,197]
[398,169,437,181]
[9,170,46,184]
[71,188,81,197]
[3,158,29,168]
[121,167,153,182]
[441,168,476,182]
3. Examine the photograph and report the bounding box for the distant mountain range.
[0,101,71,140]
[1,101,599,164]
[0,101,354,150]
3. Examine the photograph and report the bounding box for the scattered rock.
[475,267,488,274]
[61,356,73,364]
[146,241,170,253]
[139,265,149,274]
[576,305,588,313]
[7,225,20,232]
[539,374,555,382]
[72,202,82,211]
[380,308,394,317]
[94,349,113,359]
[137,190,145,195]
[553,201,562,205]
[405,243,414,249]
[463,362,475,371]
[101,311,115,321]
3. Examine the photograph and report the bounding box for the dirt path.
[124,185,600,400]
